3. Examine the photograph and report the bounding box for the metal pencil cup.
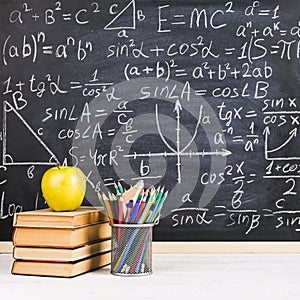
[110,223,154,276]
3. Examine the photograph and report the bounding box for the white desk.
[1,253,300,300]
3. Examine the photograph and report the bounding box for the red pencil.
[129,232,148,273]
[135,201,145,222]
[118,197,124,243]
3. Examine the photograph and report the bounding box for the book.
[12,221,111,248]
[13,206,108,228]
[13,238,111,262]
[11,251,111,277]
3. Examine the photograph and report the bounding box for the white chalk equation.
[1,0,300,241]
[72,78,230,215]
[2,33,94,66]
[3,0,300,68]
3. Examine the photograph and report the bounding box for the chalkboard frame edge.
[1,242,300,254]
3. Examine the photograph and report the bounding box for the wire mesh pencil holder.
[110,223,154,276]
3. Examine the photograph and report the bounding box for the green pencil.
[152,190,168,222]
[97,192,109,219]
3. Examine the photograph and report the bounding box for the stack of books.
[11,206,112,278]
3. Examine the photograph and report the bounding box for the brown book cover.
[13,239,111,262]
[12,222,111,248]
[11,251,111,277]
[13,206,108,228]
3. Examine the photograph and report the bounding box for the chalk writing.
[0,0,299,241]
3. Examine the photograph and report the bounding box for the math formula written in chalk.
[0,0,300,241]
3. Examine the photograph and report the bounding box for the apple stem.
[56,163,61,170]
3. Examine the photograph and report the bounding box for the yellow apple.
[41,165,86,211]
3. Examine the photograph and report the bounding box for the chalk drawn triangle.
[104,0,136,30]
[2,101,60,166]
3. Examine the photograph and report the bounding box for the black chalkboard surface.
[1,0,300,242]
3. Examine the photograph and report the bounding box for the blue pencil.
[128,199,141,223]
[114,228,139,272]
[124,200,133,223]
[135,236,148,273]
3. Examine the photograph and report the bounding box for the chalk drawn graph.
[264,125,300,161]
[123,101,231,184]
[71,77,232,214]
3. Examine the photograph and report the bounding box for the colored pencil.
[102,193,114,224]
[118,181,124,194]
[96,181,169,274]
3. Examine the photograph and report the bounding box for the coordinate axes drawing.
[123,101,231,184]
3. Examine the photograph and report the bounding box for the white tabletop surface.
[1,253,300,300]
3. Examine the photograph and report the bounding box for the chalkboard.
[0,0,300,243]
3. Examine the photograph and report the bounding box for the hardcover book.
[12,221,111,248]
[13,238,111,262]
[11,251,111,277]
[13,206,108,228]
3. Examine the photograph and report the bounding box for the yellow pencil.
[138,196,155,224]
